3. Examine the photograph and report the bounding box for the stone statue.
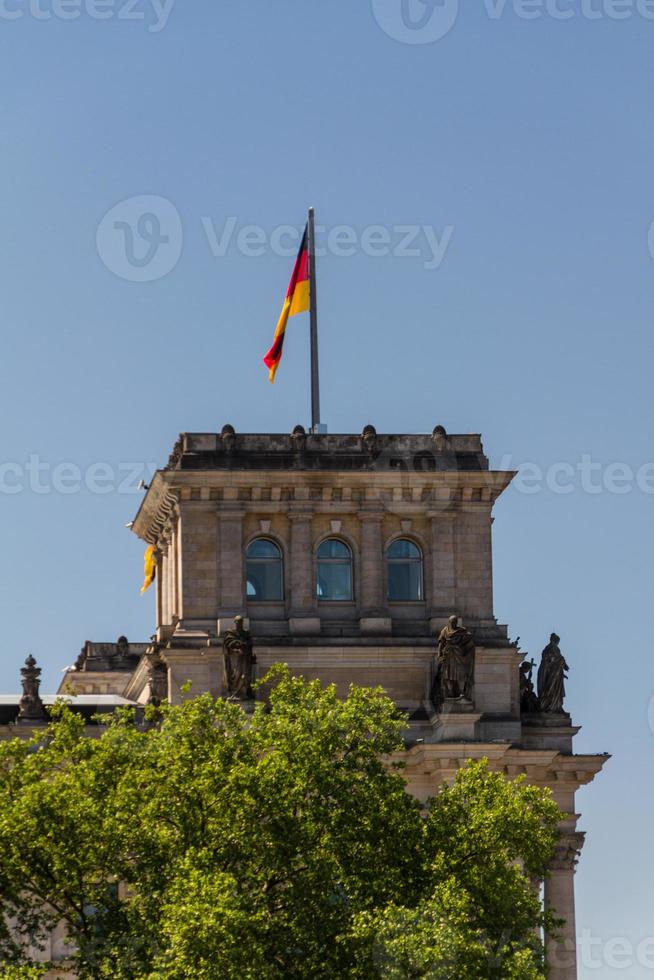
[432,615,475,707]
[145,647,168,707]
[222,616,256,700]
[291,424,307,453]
[519,657,539,713]
[220,424,236,454]
[537,633,569,713]
[18,655,46,723]
[361,424,378,454]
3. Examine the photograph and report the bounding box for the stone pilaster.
[454,504,493,620]
[428,509,456,628]
[288,512,319,635]
[359,512,389,633]
[175,501,220,629]
[545,831,585,980]
[217,506,245,620]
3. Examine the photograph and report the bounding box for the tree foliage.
[0,667,561,978]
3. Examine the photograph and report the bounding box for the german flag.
[263,225,310,382]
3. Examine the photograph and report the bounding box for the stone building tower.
[60,424,607,978]
[125,424,607,977]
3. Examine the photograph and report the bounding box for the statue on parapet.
[537,632,569,713]
[18,655,47,723]
[432,615,475,709]
[519,657,539,713]
[222,616,256,701]
[145,644,168,707]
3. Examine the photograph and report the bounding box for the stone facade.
[2,426,608,978]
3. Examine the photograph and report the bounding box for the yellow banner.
[140,545,157,594]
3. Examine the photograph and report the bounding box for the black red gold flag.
[263,225,310,382]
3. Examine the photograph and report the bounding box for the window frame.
[245,537,284,602]
[316,537,354,603]
[386,537,424,603]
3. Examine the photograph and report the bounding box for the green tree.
[0,667,561,979]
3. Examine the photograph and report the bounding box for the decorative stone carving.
[165,434,184,471]
[432,615,475,709]
[291,425,307,452]
[18,655,46,723]
[432,425,448,451]
[520,657,539,713]
[361,424,377,454]
[220,424,236,453]
[550,831,585,872]
[537,633,569,713]
[222,616,256,700]
[145,647,168,706]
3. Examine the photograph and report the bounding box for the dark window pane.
[317,562,353,601]
[387,539,421,560]
[246,560,283,600]
[388,562,423,601]
[317,539,351,560]
[246,539,283,600]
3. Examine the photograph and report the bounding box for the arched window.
[387,539,423,601]
[316,539,353,601]
[246,539,283,600]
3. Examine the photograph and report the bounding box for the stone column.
[171,522,180,622]
[160,546,169,627]
[155,546,164,634]
[428,509,456,629]
[163,528,174,627]
[359,512,389,634]
[288,512,319,635]
[544,832,585,980]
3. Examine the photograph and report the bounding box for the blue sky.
[1,1,652,974]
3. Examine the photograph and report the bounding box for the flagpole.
[307,206,321,432]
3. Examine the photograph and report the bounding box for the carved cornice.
[397,743,610,792]
[131,476,180,546]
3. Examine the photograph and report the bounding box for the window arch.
[246,538,283,600]
[387,538,423,601]
[316,538,353,601]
